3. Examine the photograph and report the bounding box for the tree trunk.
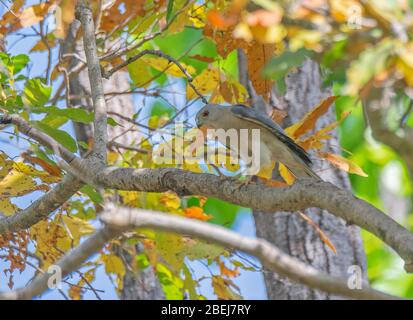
[65,21,164,300]
[253,60,367,299]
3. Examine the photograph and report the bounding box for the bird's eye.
[202,110,209,117]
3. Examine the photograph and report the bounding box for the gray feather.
[230,104,312,166]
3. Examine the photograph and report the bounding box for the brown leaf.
[318,152,368,177]
[286,96,337,139]
[19,3,51,28]
[246,43,276,100]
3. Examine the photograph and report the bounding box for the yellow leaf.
[13,162,60,183]
[286,96,337,139]
[143,56,196,78]
[156,232,185,272]
[0,153,13,181]
[256,161,275,180]
[160,192,181,210]
[0,170,37,197]
[318,152,368,177]
[101,254,126,277]
[0,199,19,216]
[212,276,242,300]
[278,163,295,185]
[31,220,67,268]
[68,285,82,300]
[60,215,95,242]
[186,68,220,100]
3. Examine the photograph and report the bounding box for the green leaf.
[23,78,51,107]
[80,185,103,204]
[150,101,175,117]
[11,54,30,74]
[202,197,241,227]
[156,263,184,300]
[108,117,120,127]
[136,253,150,270]
[33,106,94,124]
[166,0,174,23]
[35,121,78,153]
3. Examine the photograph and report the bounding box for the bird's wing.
[230,105,312,165]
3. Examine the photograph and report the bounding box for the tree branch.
[0,174,83,234]
[95,166,413,272]
[0,114,79,166]
[3,111,413,273]
[76,1,108,162]
[0,207,400,300]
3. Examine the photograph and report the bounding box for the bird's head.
[195,104,224,129]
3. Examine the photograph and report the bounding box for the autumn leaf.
[318,152,368,177]
[156,232,185,272]
[101,253,126,288]
[186,67,220,100]
[19,3,52,28]
[18,155,62,177]
[0,170,37,198]
[184,206,212,221]
[297,211,337,254]
[212,276,242,300]
[143,56,196,78]
[278,163,295,185]
[206,9,237,30]
[298,111,350,150]
[160,192,181,210]
[218,259,240,278]
[0,198,19,216]
[286,96,338,139]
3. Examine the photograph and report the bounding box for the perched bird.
[195,103,320,180]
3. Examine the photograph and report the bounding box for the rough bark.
[65,20,164,299]
[253,60,367,300]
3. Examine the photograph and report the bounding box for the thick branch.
[95,167,413,272]
[0,207,400,300]
[76,1,108,162]
[3,113,413,273]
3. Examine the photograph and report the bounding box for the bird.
[195,103,321,181]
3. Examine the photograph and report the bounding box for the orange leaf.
[246,43,276,99]
[298,211,336,254]
[218,260,240,278]
[22,154,62,177]
[298,111,350,150]
[207,9,236,30]
[286,96,337,139]
[184,207,212,221]
[318,152,368,177]
[189,54,215,63]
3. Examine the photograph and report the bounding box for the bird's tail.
[287,155,322,181]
